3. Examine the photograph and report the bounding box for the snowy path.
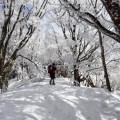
[0,78,120,120]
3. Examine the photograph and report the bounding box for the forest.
[0,0,120,92]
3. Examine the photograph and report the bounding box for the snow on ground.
[0,78,120,120]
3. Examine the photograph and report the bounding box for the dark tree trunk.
[101,0,120,34]
[99,31,111,92]
[73,65,80,86]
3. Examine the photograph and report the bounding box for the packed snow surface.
[0,78,120,120]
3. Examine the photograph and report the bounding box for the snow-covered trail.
[0,78,120,120]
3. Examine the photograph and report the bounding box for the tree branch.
[61,0,120,43]
[17,55,39,70]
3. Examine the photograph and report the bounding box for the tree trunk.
[0,77,8,93]
[0,56,16,92]
[98,31,111,92]
[101,0,120,34]
[73,65,80,86]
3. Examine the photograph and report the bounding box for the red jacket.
[48,65,56,74]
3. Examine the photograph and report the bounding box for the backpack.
[48,65,56,74]
[48,65,53,73]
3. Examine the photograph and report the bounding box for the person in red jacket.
[48,63,56,85]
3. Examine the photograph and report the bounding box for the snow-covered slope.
[0,78,120,120]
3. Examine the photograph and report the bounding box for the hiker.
[48,63,56,85]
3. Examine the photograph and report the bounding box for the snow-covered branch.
[61,0,120,43]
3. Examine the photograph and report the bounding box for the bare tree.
[98,31,111,91]
[61,0,120,43]
[91,0,111,91]
[60,19,98,86]
[0,0,48,92]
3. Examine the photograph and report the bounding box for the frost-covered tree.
[61,23,98,86]
[89,0,112,91]
[0,0,48,92]
[50,6,98,86]
[61,0,120,43]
